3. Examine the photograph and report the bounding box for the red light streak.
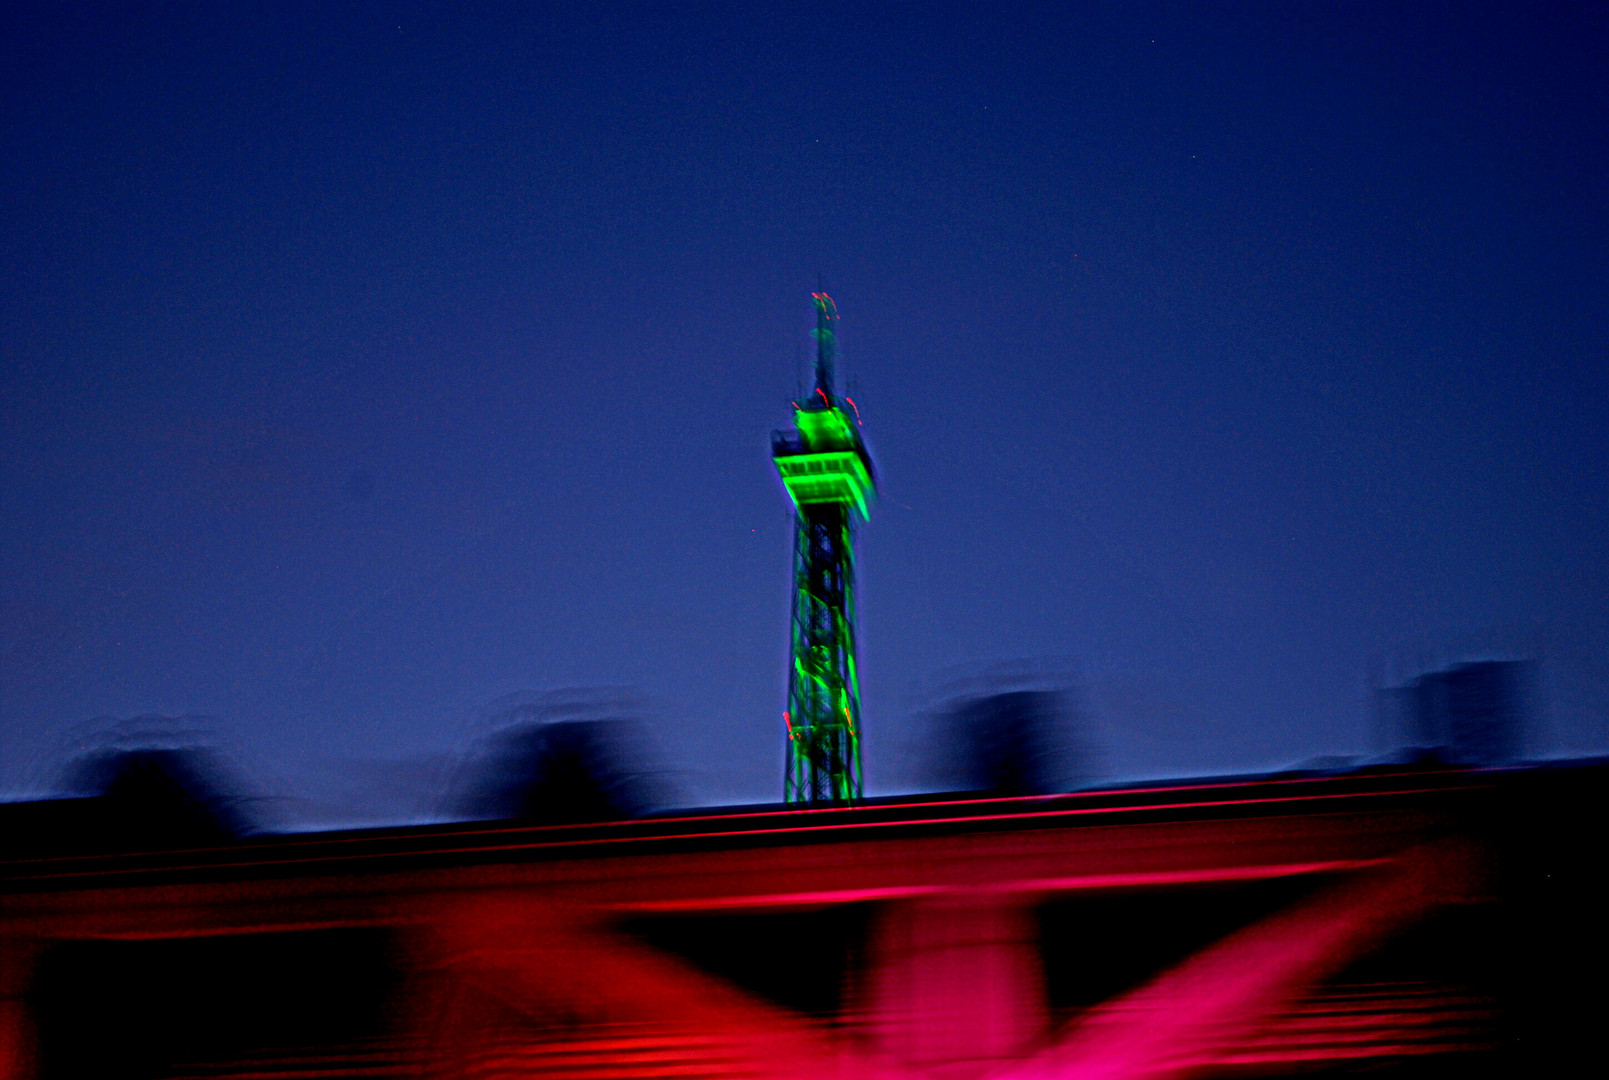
[6,781,1469,888]
[0,767,1492,894]
[608,860,1385,913]
[844,396,862,424]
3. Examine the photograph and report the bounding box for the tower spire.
[812,291,837,397]
[772,292,877,805]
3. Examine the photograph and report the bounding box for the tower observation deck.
[772,293,876,804]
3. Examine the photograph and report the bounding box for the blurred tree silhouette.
[930,689,1094,796]
[454,692,673,823]
[60,745,252,850]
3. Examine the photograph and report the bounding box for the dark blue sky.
[4,3,1606,821]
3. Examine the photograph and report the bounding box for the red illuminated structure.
[0,762,1601,1078]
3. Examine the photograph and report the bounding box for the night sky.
[4,3,1606,824]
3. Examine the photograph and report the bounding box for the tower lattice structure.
[772,293,877,804]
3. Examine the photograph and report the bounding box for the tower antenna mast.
[772,293,876,804]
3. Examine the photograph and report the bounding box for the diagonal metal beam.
[431,894,922,1080]
[988,841,1482,1080]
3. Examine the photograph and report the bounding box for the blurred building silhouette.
[1375,660,1528,765]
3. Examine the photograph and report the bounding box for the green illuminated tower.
[772,293,877,804]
